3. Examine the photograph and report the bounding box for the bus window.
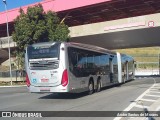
[27,43,60,60]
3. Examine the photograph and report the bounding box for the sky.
[0,0,42,12]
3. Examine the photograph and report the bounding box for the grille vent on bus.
[29,60,59,70]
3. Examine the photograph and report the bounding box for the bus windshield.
[27,43,60,60]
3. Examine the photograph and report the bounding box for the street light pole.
[2,0,12,85]
[157,47,160,75]
[159,47,160,75]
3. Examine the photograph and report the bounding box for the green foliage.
[115,47,160,69]
[45,11,70,41]
[12,4,70,68]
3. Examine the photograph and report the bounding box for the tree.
[12,4,70,69]
[46,11,69,41]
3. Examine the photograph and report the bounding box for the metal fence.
[135,62,160,76]
[132,53,160,76]
[0,70,26,78]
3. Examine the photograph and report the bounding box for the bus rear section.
[25,42,69,93]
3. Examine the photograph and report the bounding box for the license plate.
[41,78,49,82]
[40,88,50,92]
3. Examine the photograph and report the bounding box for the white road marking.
[114,78,156,120]
[152,86,160,87]
[149,88,159,90]
[150,87,158,90]
[149,91,160,94]
[134,104,149,109]
[156,106,160,111]
[153,85,160,87]
[145,94,160,97]
[149,89,159,91]
[139,99,156,102]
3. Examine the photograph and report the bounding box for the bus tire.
[96,80,101,92]
[88,80,94,95]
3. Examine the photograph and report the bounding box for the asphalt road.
[0,77,160,120]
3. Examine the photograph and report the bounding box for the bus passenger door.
[109,58,114,83]
[126,61,129,80]
[123,61,128,82]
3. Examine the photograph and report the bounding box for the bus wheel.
[97,80,101,92]
[88,80,94,95]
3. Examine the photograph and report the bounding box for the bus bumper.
[29,85,69,93]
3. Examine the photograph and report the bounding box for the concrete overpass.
[70,13,160,49]
[1,13,160,49]
[1,0,160,64]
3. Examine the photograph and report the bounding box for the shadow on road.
[39,77,160,99]
[39,84,123,99]
[39,92,89,99]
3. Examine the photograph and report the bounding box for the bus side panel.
[52,42,70,92]
[117,52,122,83]
[25,48,32,89]
[113,54,119,83]
[66,46,85,93]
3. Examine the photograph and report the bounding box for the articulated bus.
[25,42,135,94]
